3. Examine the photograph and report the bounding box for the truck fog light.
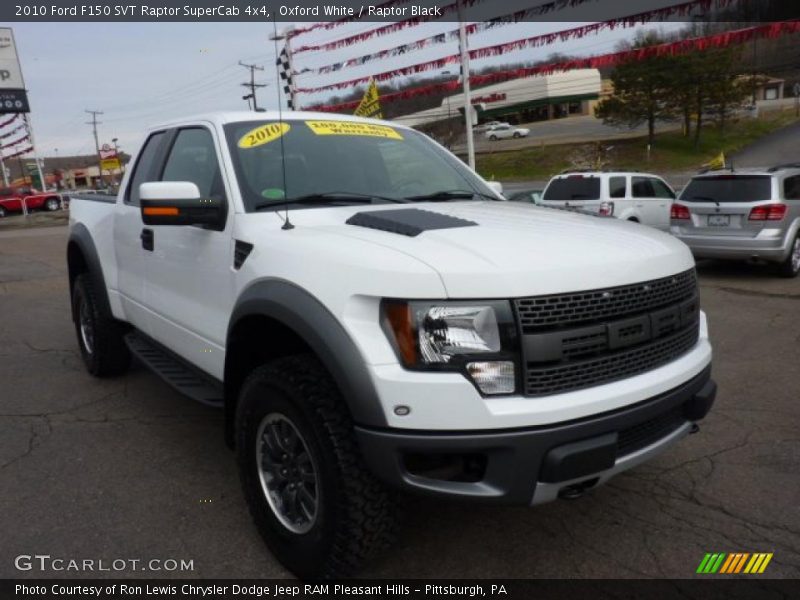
[467,361,515,395]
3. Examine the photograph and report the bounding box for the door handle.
[140,228,154,251]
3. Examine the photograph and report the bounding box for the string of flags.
[293,0,493,53]
[0,114,20,129]
[276,45,297,110]
[297,0,731,78]
[0,113,31,153]
[290,0,415,37]
[307,21,800,112]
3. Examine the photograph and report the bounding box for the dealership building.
[396,69,603,128]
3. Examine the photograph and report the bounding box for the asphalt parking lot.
[1,225,799,579]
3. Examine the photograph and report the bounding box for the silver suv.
[671,165,800,277]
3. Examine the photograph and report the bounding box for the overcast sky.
[5,7,687,157]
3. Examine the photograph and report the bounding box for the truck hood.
[279,201,695,298]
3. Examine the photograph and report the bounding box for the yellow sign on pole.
[100,157,121,171]
[354,78,382,120]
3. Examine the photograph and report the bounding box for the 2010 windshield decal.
[238,123,291,149]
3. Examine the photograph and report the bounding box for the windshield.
[224,119,492,211]
[543,176,601,201]
[680,176,772,203]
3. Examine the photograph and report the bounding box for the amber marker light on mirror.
[143,206,179,216]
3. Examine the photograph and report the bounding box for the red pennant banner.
[299,0,733,77]
[307,21,800,112]
[0,114,19,129]
[3,145,33,159]
[1,133,31,150]
[293,0,593,54]
[290,0,415,37]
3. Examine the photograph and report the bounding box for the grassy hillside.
[476,111,799,182]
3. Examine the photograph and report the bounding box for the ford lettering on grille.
[515,269,700,396]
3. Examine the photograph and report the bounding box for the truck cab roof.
[147,110,408,134]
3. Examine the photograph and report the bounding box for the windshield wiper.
[254,192,407,211]
[404,189,499,202]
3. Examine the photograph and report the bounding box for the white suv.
[541,171,677,230]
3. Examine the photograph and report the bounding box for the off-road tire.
[72,273,131,376]
[236,355,396,579]
[777,234,800,278]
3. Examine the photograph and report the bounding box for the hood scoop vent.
[346,208,477,237]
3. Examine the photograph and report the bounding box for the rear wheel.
[489,135,498,141]
[0,206,5,218]
[45,197,60,211]
[72,274,131,376]
[236,355,396,579]
[777,234,800,278]
[513,132,521,139]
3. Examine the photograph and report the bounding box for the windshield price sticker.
[238,123,290,149]
[306,121,403,140]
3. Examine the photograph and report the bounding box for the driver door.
[140,125,235,379]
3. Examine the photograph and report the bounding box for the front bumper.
[356,366,715,505]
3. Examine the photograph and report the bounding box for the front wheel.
[777,234,800,278]
[489,135,498,141]
[236,355,396,579]
[45,197,60,211]
[513,132,521,139]
[72,274,131,376]
[0,206,6,218]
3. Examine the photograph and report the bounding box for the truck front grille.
[515,269,697,333]
[516,270,700,397]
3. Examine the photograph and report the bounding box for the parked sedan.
[486,124,530,141]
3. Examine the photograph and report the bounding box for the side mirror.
[486,181,504,198]
[139,181,224,228]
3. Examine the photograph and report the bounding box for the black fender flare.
[67,223,112,322]
[227,279,388,429]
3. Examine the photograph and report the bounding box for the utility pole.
[85,109,103,188]
[456,1,475,170]
[239,61,266,111]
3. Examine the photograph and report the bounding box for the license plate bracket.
[708,214,730,227]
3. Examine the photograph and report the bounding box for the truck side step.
[124,332,224,408]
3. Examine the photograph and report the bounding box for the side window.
[632,176,655,198]
[784,175,800,200]
[161,128,224,200]
[609,176,627,198]
[650,178,675,199]
[126,132,165,206]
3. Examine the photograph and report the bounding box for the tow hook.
[690,423,700,434]
[558,479,598,500]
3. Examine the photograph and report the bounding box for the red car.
[0,186,63,217]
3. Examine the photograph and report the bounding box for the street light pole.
[456,2,475,170]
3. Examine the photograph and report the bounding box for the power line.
[239,61,267,111]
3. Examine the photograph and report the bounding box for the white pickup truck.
[67,112,715,578]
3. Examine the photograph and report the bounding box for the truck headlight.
[381,300,519,395]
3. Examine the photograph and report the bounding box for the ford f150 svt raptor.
[67,112,716,578]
